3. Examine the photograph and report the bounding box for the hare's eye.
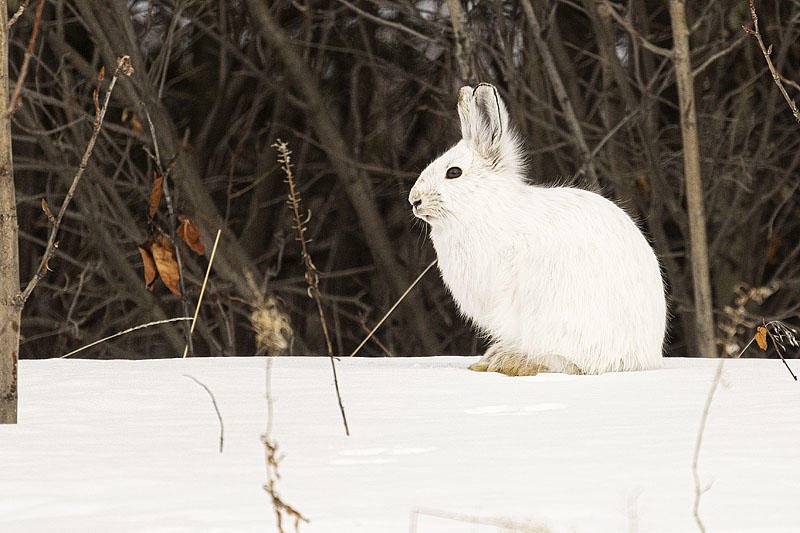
[446,167,462,179]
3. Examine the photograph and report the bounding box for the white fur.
[409,84,666,374]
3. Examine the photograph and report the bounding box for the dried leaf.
[755,326,768,351]
[41,197,54,223]
[148,171,164,220]
[177,216,206,255]
[130,114,144,135]
[151,234,182,296]
[121,108,145,135]
[765,235,782,265]
[137,244,158,289]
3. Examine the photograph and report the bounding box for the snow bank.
[1,357,798,532]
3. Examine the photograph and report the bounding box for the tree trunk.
[0,0,19,424]
[668,0,717,357]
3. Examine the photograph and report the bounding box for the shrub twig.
[16,56,134,306]
[273,139,349,436]
[7,0,33,28]
[744,0,800,123]
[5,0,45,116]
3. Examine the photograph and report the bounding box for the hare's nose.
[409,189,422,208]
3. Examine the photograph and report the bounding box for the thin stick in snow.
[691,359,724,533]
[183,374,224,453]
[691,321,797,532]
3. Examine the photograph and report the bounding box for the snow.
[1,356,798,532]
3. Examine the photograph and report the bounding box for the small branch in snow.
[692,319,797,532]
[183,374,224,453]
[691,358,725,533]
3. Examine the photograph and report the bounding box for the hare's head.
[409,83,525,226]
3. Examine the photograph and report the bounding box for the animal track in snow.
[330,447,437,465]
[464,403,566,415]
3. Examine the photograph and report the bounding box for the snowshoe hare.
[409,84,667,375]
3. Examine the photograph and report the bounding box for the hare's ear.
[457,85,475,140]
[457,83,509,159]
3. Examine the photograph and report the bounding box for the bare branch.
[16,56,134,306]
[520,0,600,187]
[5,0,45,117]
[601,0,674,58]
[7,0,32,28]
[744,0,800,123]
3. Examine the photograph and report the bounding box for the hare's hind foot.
[469,345,585,376]
[468,343,506,372]
[469,346,548,376]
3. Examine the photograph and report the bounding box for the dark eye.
[446,167,462,179]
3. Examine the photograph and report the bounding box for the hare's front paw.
[469,345,546,376]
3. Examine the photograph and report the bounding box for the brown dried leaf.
[41,197,54,223]
[151,234,182,296]
[177,216,206,255]
[755,326,768,351]
[129,114,144,135]
[148,172,163,220]
[137,244,158,289]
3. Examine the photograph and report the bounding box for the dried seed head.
[117,55,134,77]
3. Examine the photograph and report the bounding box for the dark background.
[9,0,800,360]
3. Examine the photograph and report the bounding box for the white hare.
[409,84,667,375]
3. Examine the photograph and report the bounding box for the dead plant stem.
[350,259,437,358]
[58,317,191,359]
[262,356,309,532]
[183,228,222,358]
[273,138,349,436]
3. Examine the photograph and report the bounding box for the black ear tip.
[473,83,496,96]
